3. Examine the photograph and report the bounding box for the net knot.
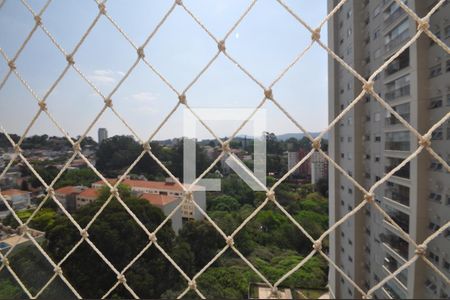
[8,60,16,70]
[221,142,231,153]
[46,187,55,197]
[417,18,429,31]
[312,138,321,150]
[66,54,75,65]
[175,0,183,5]
[313,240,322,251]
[364,193,374,203]
[266,191,276,202]
[188,280,197,290]
[185,191,193,202]
[264,88,273,100]
[218,40,226,52]
[38,101,47,111]
[34,15,42,25]
[142,142,151,151]
[18,224,28,234]
[117,274,126,283]
[98,2,106,14]
[137,46,145,59]
[415,244,426,256]
[311,28,321,41]
[270,287,278,297]
[362,294,372,299]
[80,229,89,239]
[2,257,10,266]
[148,232,157,243]
[104,98,113,107]
[178,94,187,105]
[14,144,22,154]
[363,81,374,93]
[226,236,234,247]
[54,266,63,275]
[419,136,431,148]
[110,187,119,197]
[73,142,81,153]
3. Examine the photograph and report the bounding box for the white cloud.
[88,69,123,85]
[129,92,158,102]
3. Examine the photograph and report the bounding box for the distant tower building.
[310,152,328,185]
[287,151,300,176]
[98,128,108,144]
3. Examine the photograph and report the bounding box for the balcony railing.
[385,85,410,101]
[381,233,409,259]
[385,30,410,52]
[384,6,407,28]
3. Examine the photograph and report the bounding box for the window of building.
[348,137,353,142]
[429,96,443,109]
[431,128,443,140]
[385,131,410,151]
[428,251,440,264]
[429,63,442,78]
[446,59,450,73]
[374,112,381,122]
[429,28,441,46]
[443,259,450,273]
[373,5,381,18]
[385,19,409,51]
[373,28,380,40]
[385,74,410,100]
[374,135,381,142]
[347,9,352,19]
[374,48,382,59]
[385,48,409,76]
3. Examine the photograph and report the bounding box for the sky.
[0,0,328,141]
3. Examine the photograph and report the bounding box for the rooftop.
[0,189,30,196]
[139,193,178,207]
[55,186,85,195]
[77,188,99,199]
[93,179,204,192]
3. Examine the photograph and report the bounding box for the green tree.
[45,187,179,298]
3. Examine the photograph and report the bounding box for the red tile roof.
[139,193,177,207]
[77,188,99,199]
[1,189,30,196]
[55,186,82,195]
[93,179,202,192]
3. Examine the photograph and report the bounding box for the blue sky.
[0,0,328,141]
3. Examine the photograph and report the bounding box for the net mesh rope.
[0,0,449,298]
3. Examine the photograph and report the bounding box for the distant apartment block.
[311,152,329,185]
[0,189,31,211]
[328,0,450,298]
[98,128,108,144]
[287,149,328,184]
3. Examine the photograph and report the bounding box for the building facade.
[98,128,108,144]
[311,152,329,185]
[328,0,450,298]
[92,178,206,233]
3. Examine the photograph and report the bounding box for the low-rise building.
[76,188,99,210]
[55,186,87,212]
[93,178,206,233]
[140,193,182,232]
[0,189,31,211]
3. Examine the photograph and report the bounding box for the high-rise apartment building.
[98,128,108,144]
[328,0,449,298]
